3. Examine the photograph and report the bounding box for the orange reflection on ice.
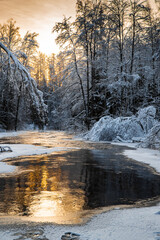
[29,188,85,224]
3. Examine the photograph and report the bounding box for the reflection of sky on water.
[29,189,85,224]
[0,148,160,224]
[0,132,160,224]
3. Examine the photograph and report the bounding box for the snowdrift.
[84,106,160,149]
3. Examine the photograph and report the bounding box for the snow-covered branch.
[0,41,47,128]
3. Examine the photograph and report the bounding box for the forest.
[0,0,159,131]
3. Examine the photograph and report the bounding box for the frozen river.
[0,131,160,225]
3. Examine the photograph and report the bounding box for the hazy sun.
[20,26,60,56]
[37,33,60,56]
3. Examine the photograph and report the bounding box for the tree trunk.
[15,84,22,131]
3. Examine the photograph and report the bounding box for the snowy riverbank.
[111,141,160,173]
[0,130,69,174]
[0,131,160,240]
[0,144,58,174]
[0,201,160,240]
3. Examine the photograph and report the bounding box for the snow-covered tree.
[46,0,160,131]
[0,19,21,52]
[19,31,39,69]
[0,41,47,130]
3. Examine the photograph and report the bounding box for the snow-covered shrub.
[84,116,144,141]
[137,106,157,134]
[140,124,160,149]
[84,106,158,142]
[85,116,113,141]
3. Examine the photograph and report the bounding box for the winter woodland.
[0,0,160,146]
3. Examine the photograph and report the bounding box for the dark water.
[0,143,160,224]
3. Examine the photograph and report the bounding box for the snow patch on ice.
[0,161,15,174]
[0,144,63,174]
[124,147,160,173]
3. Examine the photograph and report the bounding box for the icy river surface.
[0,131,160,224]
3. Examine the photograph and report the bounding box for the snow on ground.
[0,204,160,240]
[0,144,58,174]
[0,130,160,240]
[111,141,160,173]
[0,130,77,174]
[0,130,26,138]
[124,147,160,173]
[43,205,160,240]
[0,161,15,174]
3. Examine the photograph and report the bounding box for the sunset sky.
[0,0,76,55]
[0,0,159,55]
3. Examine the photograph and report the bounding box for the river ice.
[0,131,160,240]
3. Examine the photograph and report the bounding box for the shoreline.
[0,131,160,240]
[0,144,60,174]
